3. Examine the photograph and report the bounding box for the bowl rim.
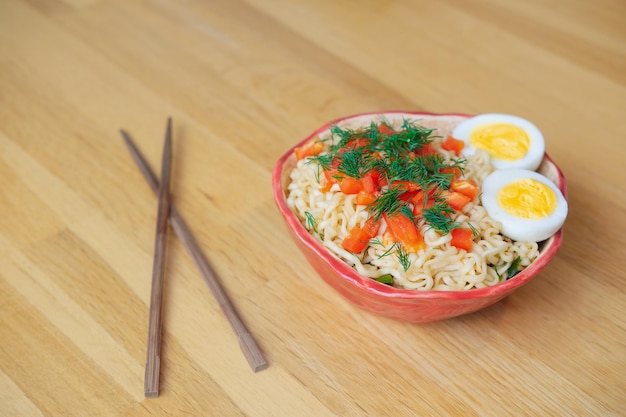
[272,111,565,300]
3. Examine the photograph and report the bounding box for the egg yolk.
[497,179,557,219]
[469,123,530,161]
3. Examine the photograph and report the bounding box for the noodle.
[286,116,540,291]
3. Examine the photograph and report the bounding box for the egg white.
[453,114,545,171]
[481,169,568,242]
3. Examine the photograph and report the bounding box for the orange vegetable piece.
[355,191,377,205]
[339,176,363,194]
[384,213,426,252]
[418,143,437,155]
[390,180,420,201]
[345,137,370,149]
[440,166,463,180]
[450,228,474,251]
[294,140,324,161]
[390,180,420,192]
[411,189,437,217]
[450,179,478,200]
[378,123,395,135]
[342,217,381,253]
[413,200,434,217]
[360,172,378,193]
[442,136,465,155]
[444,190,472,211]
[321,169,340,191]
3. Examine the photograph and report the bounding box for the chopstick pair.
[120,119,267,398]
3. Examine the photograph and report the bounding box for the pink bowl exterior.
[272,111,566,322]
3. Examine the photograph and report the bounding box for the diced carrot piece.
[399,191,418,202]
[390,180,420,192]
[342,230,369,253]
[390,180,420,201]
[369,166,382,180]
[294,140,324,160]
[376,174,388,187]
[412,193,435,217]
[384,213,426,252]
[339,176,363,194]
[356,191,377,205]
[450,179,478,200]
[362,216,381,236]
[442,136,465,155]
[418,143,437,155]
[411,186,439,215]
[320,182,332,192]
[342,217,381,253]
[440,166,463,180]
[444,190,471,211]
[378,123,395,135]
[360,172,378,194]
[345,137,370,149]
[450,228,474,251]
[322,169,340,191]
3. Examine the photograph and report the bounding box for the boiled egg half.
[452,114,545,171]
[481,169,567,242]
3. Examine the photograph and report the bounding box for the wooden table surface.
[1,0,625,416]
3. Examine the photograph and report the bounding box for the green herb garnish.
[337,148,366,178]
[374,274,394,285]
[308,153,334,171]
[397,244,411,271]
[304,211,319,234]
[507,256,522,279]
[367,186,407,221]
[468,222,480,239]
[493,265,503,281]
[422,201,459,234]
[311,117,469,265]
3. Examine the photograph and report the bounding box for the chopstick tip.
[238,332,268,373]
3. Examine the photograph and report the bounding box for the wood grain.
[1,0,624,415]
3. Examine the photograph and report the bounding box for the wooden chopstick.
[143,117,173,398]
[120,125,268,375]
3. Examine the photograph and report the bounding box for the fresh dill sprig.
[377,241,412,271]
[467,222,480,239]
[367,240,413,272]
[367,186,408,221]
[337,148,366,178]
[363,121,384,145]
[311,164,322,183]
[400,205,416,224]
[382,158,413,184]
[400,118,436,138]
[304,211,319,235]
[397,244,411,271]
[368,238,384,247]
[328,125,351,151]
[308,153,334,171]
[416,154,452,189]
[377,243,398,259]
[422,201,459,234]
[449,157,466,175]
[493,265,503,281]
[376,119,433,157]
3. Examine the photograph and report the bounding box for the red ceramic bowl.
[272,112,567,322]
